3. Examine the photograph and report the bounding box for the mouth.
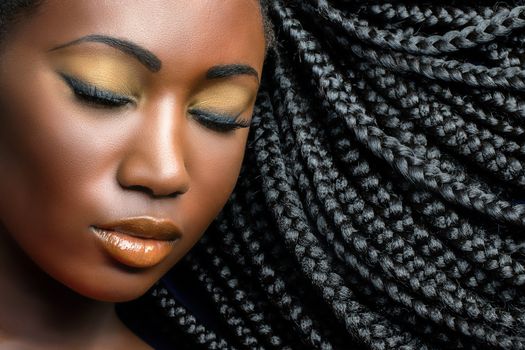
[90,216,182,268]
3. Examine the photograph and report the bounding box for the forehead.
[13,0,265,78]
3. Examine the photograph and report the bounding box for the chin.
[72,280,154,303]
[54,265,160,303]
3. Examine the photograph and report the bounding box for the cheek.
[181,126,249,242]
[0,57,106,194]
[0,51,252,300]
[0,70,113,280]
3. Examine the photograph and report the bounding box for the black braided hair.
[4,1,525,349]
[142,1,525,349]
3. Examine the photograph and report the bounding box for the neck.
[0,223,122,347]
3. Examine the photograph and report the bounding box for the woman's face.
[0,0,266,302]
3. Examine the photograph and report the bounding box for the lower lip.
[90,227,178,268]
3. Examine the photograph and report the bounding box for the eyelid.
[189,108,246,123]
[57,71,137,106]
[189,108,251,130]
[57,70,251,132]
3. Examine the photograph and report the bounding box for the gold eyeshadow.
[49,47,143,97]
[49,44,258,116]
[189,83,256,116]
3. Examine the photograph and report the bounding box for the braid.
[318,4,525,56]
[4,0,525,349]
[354,65,525,292]
[141,1,525,349]
[361,4,502,30]
[4,0,525,350]
[6,0,525,350]
[150,282,235,350]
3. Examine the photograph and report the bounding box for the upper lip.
[92,216,182,241]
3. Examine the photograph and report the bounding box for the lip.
[90,216,182,268]
[94,216,182,240]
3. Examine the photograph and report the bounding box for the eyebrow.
[49,34,161,72]
[206,64,260,83]
[50,34,260,83]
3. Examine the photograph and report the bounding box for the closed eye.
[188,109,251,133]
[58,72,135,108]
[58,72,251,133]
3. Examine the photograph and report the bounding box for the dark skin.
[0,1,266,349]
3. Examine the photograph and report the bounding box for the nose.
[116,98,190,198]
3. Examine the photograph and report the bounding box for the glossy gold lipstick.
[90,216,181,268]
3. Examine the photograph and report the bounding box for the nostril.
[115,124,191,198]
[126,184,154,196]
[124,184,182,199]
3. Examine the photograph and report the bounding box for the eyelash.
[188,110,251,132]
[59,72,133,108]
[59,72,251,133]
